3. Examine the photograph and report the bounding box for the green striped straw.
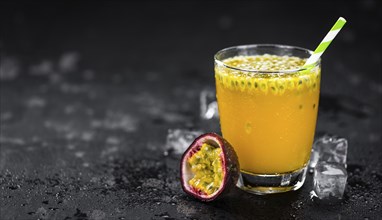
[304,17,347,67]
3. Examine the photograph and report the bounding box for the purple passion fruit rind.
[180,133,240,202]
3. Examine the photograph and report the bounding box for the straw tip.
[339,17,347,23]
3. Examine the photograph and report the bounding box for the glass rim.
[214,44,321,74]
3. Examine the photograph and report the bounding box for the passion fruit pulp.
[180,133,240,202]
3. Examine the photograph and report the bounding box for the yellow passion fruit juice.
[215,55,320,174]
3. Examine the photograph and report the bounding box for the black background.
[1,1,381,219]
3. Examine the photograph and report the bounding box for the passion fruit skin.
[180,133,240,202]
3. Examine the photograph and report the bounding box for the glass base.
[236,165,307,195]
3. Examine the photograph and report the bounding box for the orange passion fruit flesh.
[187,143,223,195]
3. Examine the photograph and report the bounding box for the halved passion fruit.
[180,133,240,202]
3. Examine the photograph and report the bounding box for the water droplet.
[245,122,252,134]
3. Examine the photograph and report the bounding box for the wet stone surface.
[1,1,382,219]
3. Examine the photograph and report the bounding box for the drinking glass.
[214,44,321,194]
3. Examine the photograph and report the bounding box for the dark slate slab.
[1,1,381,219]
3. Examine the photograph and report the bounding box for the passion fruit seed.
[188,143,223,195]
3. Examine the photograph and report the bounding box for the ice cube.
[313,162,347,199]
[165,129,203,155]
[309,135,348,170]
[200,89,219,120]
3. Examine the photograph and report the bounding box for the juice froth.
[215,55,320,174]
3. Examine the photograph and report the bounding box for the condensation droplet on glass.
[245,122,252,134]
